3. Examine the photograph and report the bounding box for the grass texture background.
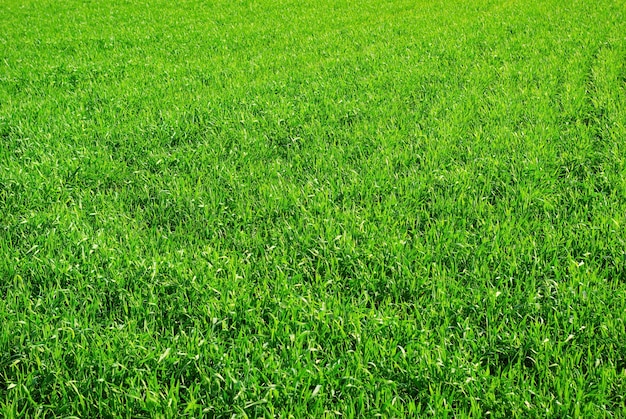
[1,0,626,416]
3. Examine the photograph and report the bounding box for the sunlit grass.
[1,0,625,416]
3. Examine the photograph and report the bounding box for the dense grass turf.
[1,0,626,416]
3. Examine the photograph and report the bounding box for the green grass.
[1,0,626,416]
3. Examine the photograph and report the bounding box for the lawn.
[1,0,626,416]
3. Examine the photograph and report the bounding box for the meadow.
[1,0,626,416]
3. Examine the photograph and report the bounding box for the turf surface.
[1,0,626,416]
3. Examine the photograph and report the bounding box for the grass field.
[1,0,626,416]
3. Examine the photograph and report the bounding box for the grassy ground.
[1,0,626,416]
